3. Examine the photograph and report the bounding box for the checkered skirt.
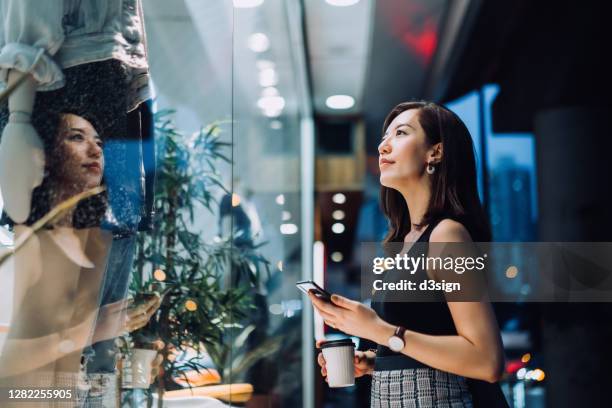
[371,368,473,408]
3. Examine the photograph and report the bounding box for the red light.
[505,359,525,374]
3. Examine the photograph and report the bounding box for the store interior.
[2,0,612,407]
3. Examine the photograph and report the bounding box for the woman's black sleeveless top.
[371,217,457,362]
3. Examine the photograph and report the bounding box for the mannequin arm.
[0,0,65,88]
[0,70,45,222]
[0,0,68,222]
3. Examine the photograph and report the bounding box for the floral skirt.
[371,368,473,408]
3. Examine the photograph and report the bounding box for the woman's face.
[378,109,430,189]
[51,113,104,191]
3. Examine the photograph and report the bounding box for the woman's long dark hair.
[26,108,108,229]
[380,101,491,243]
[0,105,108,229]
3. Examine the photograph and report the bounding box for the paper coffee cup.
[320,339,355,388]
[122,348,158,389]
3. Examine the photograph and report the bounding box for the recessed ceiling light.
[332,210,345,220]
[256,60,275,70]
[233,0,264,8]
[259,68,278,87]
[248,33,269,53]
[325,0,360,7]
[263,109,282,118]
[261,87,279,97]
[280,223,299,235]
[270,120,283,130]
[331,252,344,262]
[258,95,285,116]
[326,94,355,110]
[332,193,346,204]
[257,95,285,111]
[331,223,345,234]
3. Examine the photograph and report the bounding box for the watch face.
[388,336,404,352]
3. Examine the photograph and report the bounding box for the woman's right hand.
[316,340,375,380]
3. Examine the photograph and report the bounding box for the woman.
[311,101,506,407]
[0,112,160,406]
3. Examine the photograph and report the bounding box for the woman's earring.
[426,163,436,175]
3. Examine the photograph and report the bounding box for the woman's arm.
[385,219,504,382]
[309,219,505,383]
[369,302,504,383]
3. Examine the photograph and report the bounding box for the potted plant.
[126,110,270,406]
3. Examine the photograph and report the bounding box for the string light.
[154,269,166,281]
[185,300,198,312]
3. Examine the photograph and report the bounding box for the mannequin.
[0,71,45,223]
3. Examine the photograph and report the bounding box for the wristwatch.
[387,326,406,352]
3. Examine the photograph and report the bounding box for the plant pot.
[122,348,158,389]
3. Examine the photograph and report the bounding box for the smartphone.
[296,280,332,302]
[133,286,172,307]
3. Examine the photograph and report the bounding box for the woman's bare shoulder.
[430,218,472,243]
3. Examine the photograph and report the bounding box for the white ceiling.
[304,0,374,116]
[142,0,449,125]
[143,0,303,127]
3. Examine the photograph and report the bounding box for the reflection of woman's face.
[51,113,104,191]
[378,109,429,189]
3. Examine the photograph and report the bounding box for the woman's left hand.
[308,292,390,343]
[149,340,165,384]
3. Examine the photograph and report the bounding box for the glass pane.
[482,85,538,242]
[232,1,307,406]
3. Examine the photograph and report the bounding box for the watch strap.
[394,326,406,339]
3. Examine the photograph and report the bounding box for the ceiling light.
[263,109,282,118]
[234,0,264,8]
[248,33,270,53]
[332,210,345,220]
[256,60,275,70]
[280,223,299,235]
[259,68,278,87]
[325,0,360,6]
[270,120,283,130]
[275,194,285,205]
[332,193,346,204]
[261,87,279,97]
[282,211,291,221]
[331,252,344,262]
[258,95,285,111]
[331,223,345,234]
[326,94,355,110]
